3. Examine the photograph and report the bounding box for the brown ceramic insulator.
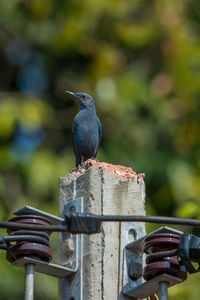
[144,233,180,253]
[7,214,52,234]
[6,214,52,263]
[143,232,187,281]
[6,242,52,263]
[143,261,187,281]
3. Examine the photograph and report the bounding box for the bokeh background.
[1,0,200,299]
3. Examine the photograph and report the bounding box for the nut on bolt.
[129,261,143,280]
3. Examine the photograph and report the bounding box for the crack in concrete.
[100,167,105,300]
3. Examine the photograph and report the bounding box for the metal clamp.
[11,199,83,300]
[119,222,144,300]
[12,199,83,278]
[122,227,184,300]
[59,198,83,300]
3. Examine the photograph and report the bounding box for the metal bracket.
[12,200,83,281]
[119,222,144,300]
[12,257,76,278]
[13,205,64,225]
[60,198,83,300]
[122,226,183,299]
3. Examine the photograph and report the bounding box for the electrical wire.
[0,221,67,232]
[146,249,178,264]
[10,230,50,240]
[4,235,49,246]
[99,215,200,226]
[1,214,200,234]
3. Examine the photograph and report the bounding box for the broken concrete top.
[70,159,145,180]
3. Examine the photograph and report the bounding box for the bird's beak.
[65,91,79,101]
[65,91,75,96]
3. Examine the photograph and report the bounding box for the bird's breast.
[73,113,99,140]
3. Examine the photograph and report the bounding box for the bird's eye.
[81,95,86,100]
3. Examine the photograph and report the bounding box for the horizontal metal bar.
[123,274,182,299]
[12,257,77,278]
[13,206,63,225]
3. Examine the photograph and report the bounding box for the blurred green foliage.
[0,0,200,299]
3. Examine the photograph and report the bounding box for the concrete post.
[58,159,146,300]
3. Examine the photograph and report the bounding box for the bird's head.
[66,91,95,111]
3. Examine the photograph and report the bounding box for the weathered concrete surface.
[58,159,146,300]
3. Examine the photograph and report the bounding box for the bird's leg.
[81,155,85,166]
[71,159,82,172]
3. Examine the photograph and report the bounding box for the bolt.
[129,261,143,280]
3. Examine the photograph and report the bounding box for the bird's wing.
[95,117,102,156]
[72,118,77,153]
[98,117,102,142]
[72,116,83,166]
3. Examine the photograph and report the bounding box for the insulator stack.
[6,214,52,263]
[143,232,187,281]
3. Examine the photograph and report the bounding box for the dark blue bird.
[66,91,102,167]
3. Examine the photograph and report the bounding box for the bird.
[66,91,102,167]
